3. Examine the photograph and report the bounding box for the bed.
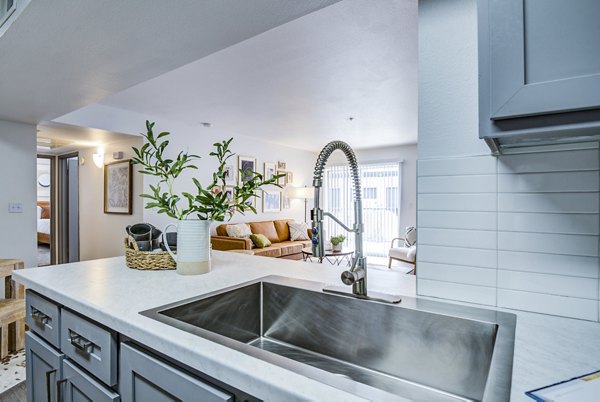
[37,201,51,245]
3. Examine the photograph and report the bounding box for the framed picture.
[263,190,281,213]
[264,162,277,181]
[238,156,256,185]
[277,170,287,186]
[282,194,290,209]
[223,164,235,184]
[104,160,132,214]
[286,171,294,184]
[224,185,235,202]
[277,161,286,170]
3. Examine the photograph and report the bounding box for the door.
[58,153,79,263]
[119,342,232,402]
[26,331,64,402]
[60,359,119,402]
[36,155,56,266]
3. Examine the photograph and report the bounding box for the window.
[363,187,377,199]
[328,188,341,211]
[323,162,401,259]
[385,186,399,213]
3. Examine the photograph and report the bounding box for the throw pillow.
[404,226,417,247]
[288,222,309,241]
[250,233,272,248]
[226,223,252,239]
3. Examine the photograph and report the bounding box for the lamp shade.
[289,186,314,199]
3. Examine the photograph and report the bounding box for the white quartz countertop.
[14,252,414,401]
[14,253,600,401]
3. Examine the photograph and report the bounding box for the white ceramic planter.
[164,219,212,275]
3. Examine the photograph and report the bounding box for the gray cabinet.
[26,290,61,349]
[119,342,233,402]
[25,291,251,402]
[478,0,600,152]
[61,359,119,402]
[26,332,64,402]
[60,308,117,386]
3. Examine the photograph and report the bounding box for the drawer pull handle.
[56,379,67,402]
[45,369,56,402]
[31,308,50,325]
[68,332,94,353]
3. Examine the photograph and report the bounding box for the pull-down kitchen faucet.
[311,141,401,304]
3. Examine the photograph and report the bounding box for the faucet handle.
[341,268,365,286]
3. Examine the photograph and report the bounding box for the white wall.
[418,0,600,321]
[78,136,144,261]
[56,105,317,231]
[0,120,37,269]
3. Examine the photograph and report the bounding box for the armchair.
[388,237,416,274]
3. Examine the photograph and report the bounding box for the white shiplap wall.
[416,144,600,321]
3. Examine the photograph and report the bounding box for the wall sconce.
[92,153,104,168]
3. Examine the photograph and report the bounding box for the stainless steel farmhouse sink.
[141,276,516,402]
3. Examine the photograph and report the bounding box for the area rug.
[0,349,26,401]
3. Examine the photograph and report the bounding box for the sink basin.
[141,276,515,401]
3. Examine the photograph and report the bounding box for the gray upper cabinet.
[478,0,600,153]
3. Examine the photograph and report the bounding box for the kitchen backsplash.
[417,143,600,321]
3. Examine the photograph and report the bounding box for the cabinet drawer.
[120,342,233,402]
[62,359,120,402]
[60,309,117,386]
[26,290,61,349]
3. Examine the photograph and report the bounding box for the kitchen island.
[14,252,600,401]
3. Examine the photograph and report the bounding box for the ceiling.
[36,122,137,155]
[95,0,418,151]
[0,0,339,124]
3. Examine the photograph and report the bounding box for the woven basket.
[124,236,176,270]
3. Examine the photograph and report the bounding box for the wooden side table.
[0,259,25,360]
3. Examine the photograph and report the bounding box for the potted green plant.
[132,121,280,275]
[330,235,346,252]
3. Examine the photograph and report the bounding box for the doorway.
[36,155,56,266]
[58,153,80,263]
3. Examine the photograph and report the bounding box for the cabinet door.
[26,331,64,402]
[478,0,600,140]
[119,343,233,402]
[61,359,119,402]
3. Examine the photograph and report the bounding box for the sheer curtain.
[322,162,402,258]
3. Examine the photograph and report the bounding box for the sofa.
[211,219,312,260]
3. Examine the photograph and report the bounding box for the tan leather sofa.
[211,219,312,260]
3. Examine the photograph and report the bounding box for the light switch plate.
[8,202,23,213]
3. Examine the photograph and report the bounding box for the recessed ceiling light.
[347,117,355,121]
[200,122,212,128]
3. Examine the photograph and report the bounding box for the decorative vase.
[163,219,212,275]
[332,243,342,252]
